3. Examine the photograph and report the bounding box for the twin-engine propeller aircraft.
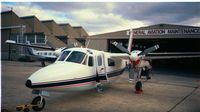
[12,29,200,111]
[19,29,159,111]
[5,40,75,66]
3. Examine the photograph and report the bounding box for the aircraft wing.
[144,52,200,60]
[5,40,55,50]
[20,54,45,60]
[109,53,130,60]
[20,54,57,61]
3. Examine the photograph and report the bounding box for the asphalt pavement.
[1,61,200,112]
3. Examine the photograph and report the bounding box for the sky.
[1,2,200,35]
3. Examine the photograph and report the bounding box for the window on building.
[37,35,45,44]
[56,36,68,44]
[10,34,18,42]
[18,35,26,43]
[26,35,35,43]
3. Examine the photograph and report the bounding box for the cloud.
[70,8,146,35]
[1,2,79,25]
[113,2,200,25]
[1,2,200,35]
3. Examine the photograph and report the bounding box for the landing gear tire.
[135,81,142,91]
[41,61,45,67]
[96,83,103,92]
[135,81,143,94]
[31,96,46,111]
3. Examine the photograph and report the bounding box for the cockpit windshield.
[57,51,71,61]
[57,50,86,64]
[66,51,86,63]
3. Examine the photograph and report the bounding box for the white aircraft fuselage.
[26,47,127,92]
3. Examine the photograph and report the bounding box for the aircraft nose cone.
[25,80,32,88]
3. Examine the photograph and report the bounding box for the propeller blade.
[112,41,131,55]
[139,45,159,56]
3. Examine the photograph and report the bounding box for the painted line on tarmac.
[167,86,199,112]
[146,81,198,88]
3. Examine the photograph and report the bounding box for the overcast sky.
[1,2,200,35]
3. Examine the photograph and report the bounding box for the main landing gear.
[135,81,143,94]
[96,82,104,92]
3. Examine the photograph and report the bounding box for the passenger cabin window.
[58,51,71,61]
[66,51,86,64]
[88,56,94,67]
[97,55,102,66]
[108,58,115,66]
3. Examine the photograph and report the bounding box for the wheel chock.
[16,104,36,112]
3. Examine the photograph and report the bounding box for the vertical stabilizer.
[26,41,36,55]
[127,29,133,52]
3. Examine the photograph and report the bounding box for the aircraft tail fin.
[127,29,133,52]
[26,41,36,55]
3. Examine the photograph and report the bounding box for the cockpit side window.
[88,56,94,67]
[57,51,71,61]
[108,58,115,66]
[66,51,86,64]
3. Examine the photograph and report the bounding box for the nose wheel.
[31,96,46,111]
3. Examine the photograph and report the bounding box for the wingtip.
[5,40,16,44]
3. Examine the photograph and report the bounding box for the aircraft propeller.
[112,41,159,60]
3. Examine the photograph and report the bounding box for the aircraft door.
[96,54,105,75]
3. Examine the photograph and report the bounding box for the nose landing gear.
[31,96,46,111]
[16,96,46,112]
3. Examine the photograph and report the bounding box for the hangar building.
[88,24,200,53]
